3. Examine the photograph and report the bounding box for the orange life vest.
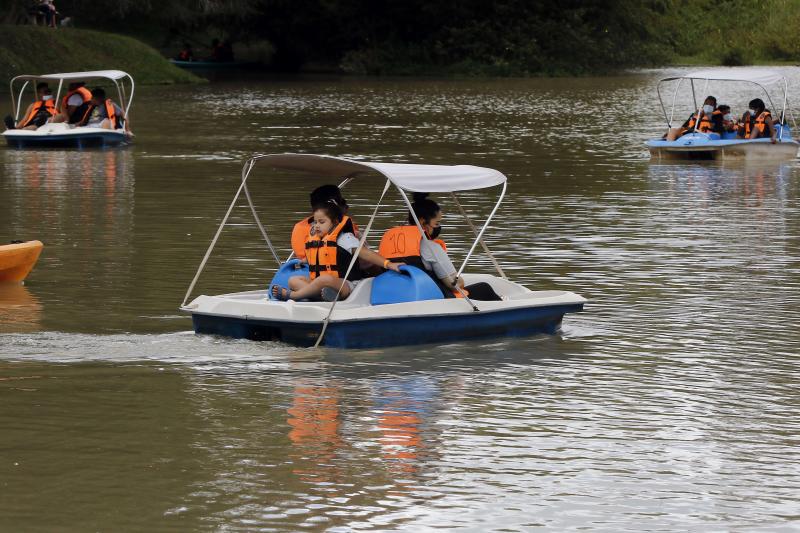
[743,110,771,138]
[378,225,466,298]
[685,110,717,133]
[305,216,361,281]
[20,99,57,128]
[78,99,118,129]
[178,50,192,61]
[292,215,360,260]
[59,86,91,113]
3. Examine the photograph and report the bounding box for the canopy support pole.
[181,171,251,307]
[692,79,709,133]
[456,181,507,280]
[313,179,392,348]
[242,158,282,266]
[450,192,506,280]
[396,188,480,312]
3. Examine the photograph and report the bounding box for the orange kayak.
[0,240,44,283]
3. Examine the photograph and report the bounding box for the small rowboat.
[3,70,134,149]
[0,240,43,283]
[180,154,586,349]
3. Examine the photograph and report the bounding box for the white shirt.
[67,94,83,106]
[337,232,360,251]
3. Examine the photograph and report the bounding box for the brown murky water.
[1,70,799,531]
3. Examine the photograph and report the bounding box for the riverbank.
[0,26,202,87]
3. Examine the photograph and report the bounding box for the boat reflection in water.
[0,284,42,333]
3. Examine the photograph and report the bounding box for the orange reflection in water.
[0,283,42,333]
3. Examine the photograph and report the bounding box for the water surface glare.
[1,71,799,531]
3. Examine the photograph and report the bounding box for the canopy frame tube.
[655,72,790,130]
[181,154,507,313]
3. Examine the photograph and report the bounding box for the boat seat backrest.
[267,259,310,300]
[370,265,444,305]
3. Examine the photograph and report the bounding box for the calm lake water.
[1,69,799,531]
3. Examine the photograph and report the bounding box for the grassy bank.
[0,25,202,87]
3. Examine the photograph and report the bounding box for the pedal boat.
[0,240,43,283]
[645,68,800,161]
[180,154,586,349]
[2,70,134,149]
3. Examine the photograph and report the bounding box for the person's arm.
[354,246,402,272]
[767,116,777,143]
[419,239,464,289]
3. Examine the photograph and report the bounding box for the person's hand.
[386,261,404,272]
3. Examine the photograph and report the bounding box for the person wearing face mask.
[717,105,737,135]
[378,192,502,301]
[4,83,57,130]
[665,96,721,140]
[738,98,777,143]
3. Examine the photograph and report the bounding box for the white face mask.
[703,104,714,114]
[42,95,53,101]
[723,113,733,121]
[749,109,757,117]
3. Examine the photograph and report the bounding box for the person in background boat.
[176,43,194,62]
[272,200,402,302]
[378,193,502,301]
[77,87,126,131]
[738,98,777,143]
[665,95,721,140]
[716,105,737,135]
[4,83,57,130]
[51,81,91,124]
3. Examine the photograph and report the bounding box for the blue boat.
[645,68,799,161]
[180,154,586,349]
[3,70,134,149]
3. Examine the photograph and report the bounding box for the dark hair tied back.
[408,192,440,225]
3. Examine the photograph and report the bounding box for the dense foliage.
[2,0,798,75]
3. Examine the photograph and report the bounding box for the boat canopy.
[655,68,794,128]
[12,70,132,82]
[9,70,134,122]
[248,153,507,192]
[660,68,786,86]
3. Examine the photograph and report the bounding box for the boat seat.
[267,259,310,300]
[370,265,444,305]
[721,131,738,140]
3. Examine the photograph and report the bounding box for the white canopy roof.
[661,68,786,86]
[250,153,507,192]
[12,70,132,82]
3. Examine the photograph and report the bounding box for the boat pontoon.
[646,68,799,161]
[3,70,134,149]
[180,154,586,349]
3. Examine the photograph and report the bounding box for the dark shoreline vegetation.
[2,0,800,80]
[0,26,202,87]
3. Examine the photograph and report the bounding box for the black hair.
[311,199,343,226]
[717,104,731,113]
[704,95,717,106]
[36,82,48,91]
[67,81,85,90]
[91,87,106,100]
[42,87,52,95]
[309,184,347,210]
[749,98,766,111]
[407,192,440,225]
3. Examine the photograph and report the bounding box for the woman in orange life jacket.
[378,193,502,301]
[3,82,57,131]
[176,43,194,62]
[77,87,127,132]
[738,98,777,143]
[665,95,720,141]
[51,81,92,125]
[272,200,403,301]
